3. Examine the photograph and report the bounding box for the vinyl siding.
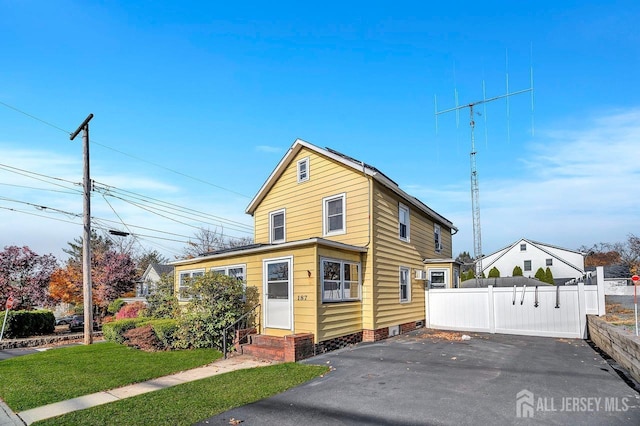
[316,246,364,341]
[369,182,453,328]
[173,245,318,338]
[253,148,370,246]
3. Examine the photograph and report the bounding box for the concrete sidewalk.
[4,355,273,425]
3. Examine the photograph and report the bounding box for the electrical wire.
[0,182,80,195]
[0,100,251,198]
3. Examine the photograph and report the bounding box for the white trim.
[210,263,246,279]
[322,193,346,236]
[297,157,310,183]
[269,209,286,244]
[399,266,411,303]
[399,202,410,242]
[320,257,361,303]
[177,269,205,301]
[170,238,367,266]
[263,256,294,330]
[427,267,449,289]
[244,139,456,232]
[434,224,442,253]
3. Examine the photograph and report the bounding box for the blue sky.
[1,0,638,261]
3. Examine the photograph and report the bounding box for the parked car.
[68,315,100,332]
[55,315,74,326]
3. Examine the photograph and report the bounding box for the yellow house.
[171,139,459,359]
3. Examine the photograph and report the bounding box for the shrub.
[534,267,546,281]
[174,272,248,350]
[143,274,178,319]
[512,266,523,276]
[488,267,500,278]
[115,301,146,320]
[102,318,149,344]
[150,319,178,349]
[123,324,162,352]
[545,267,555,285]
[0,310,54,338]
[107,299,126,315]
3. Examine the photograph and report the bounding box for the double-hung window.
[524,260,532,272]
[297,157,309,183]
[211,265,247,300]
[321,258,360,302]
[178,270,204,301]
[270,209,285,243]
[434,224,442,252]
[399,267,411,302]
[399,203,410,242]
[323,194,346,236]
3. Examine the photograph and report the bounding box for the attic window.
[546,258,553,266]
[297,157,309,183]
[520,243,527,251]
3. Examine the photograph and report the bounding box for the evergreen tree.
[544,267,554,285]
[534,267,546,281]
[512,265,523,276]
[488,267,500,278]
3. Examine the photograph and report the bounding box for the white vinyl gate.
[425,268,606,339]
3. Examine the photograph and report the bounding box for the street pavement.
[201,330,640,425]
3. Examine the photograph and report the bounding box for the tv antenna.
[435,60,534,283]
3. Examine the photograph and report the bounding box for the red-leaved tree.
[0,245,57,309]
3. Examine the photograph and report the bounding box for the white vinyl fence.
[425,267,606,339]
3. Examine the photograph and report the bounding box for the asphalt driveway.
[200,329,640,425]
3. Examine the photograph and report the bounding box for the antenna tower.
[435,69,533,283]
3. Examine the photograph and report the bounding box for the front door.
[263,257,293,329]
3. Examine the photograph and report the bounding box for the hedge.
[102,317,178,350]
[0,310,55,338]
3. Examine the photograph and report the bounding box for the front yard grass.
[34,363,328,425]
[0,342,221,411]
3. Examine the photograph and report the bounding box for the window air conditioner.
[415,270,427,280]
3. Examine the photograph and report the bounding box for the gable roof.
[245,139,456,231]
[482,238,585,275]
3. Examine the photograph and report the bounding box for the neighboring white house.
[481,238,585,285]
[137,263,174,297]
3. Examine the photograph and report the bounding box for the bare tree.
[181,227,253,259]
[613,233,640,275]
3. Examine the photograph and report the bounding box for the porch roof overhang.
[170,238,368,267]
[423,258,463,265]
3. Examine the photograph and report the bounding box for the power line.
[0,206,81,226]
[0,196,81,218]
[0,182,80,195]
[0,163,81,193]
[0,100,251,198]
[93,181,253,231]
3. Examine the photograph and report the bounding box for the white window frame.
[434,224,442,253]
[178,269,204,301]
[297,157,310,183]
[210,264,246,281]
[323,193,346,236]
[428,268,449,289]
[399,203,410,242]
[546,258,553,266]
[269,209,286,243]
[524,260,532,272]
[321,257,361,303]
[399,266,411,303]
[520,243,527,251]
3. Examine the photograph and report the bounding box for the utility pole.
[70,113,94,345]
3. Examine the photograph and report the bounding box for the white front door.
[263,257,293,329]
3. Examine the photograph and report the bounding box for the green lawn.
[34,363,328,426]
[0,343,221,411]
